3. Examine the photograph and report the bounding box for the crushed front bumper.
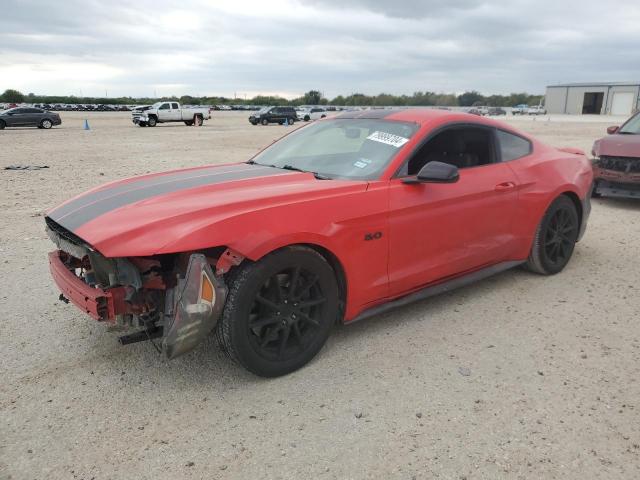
[593,157,640,199]
[48,250,126,322]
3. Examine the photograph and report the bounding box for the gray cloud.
[1,0,639,98]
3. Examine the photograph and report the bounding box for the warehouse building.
[545,82,640,115]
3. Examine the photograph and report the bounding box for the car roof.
[333,108,499,126]
[332,107,538,142]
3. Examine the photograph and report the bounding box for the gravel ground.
[1,111,639,480]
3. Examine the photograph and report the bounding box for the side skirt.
[349,260,524,324]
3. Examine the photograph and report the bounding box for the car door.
[270,107,282,123]
[6,108,27,126]
[169,102,182,121]
[156,103,172,121]
[387,125,520,296]
[23,108,42,126]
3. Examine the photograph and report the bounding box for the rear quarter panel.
[508,144,593,258]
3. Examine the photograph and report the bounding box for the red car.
[591,111,640,198]
[46,109,593,376]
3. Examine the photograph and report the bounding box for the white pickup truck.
[132,102,211,127]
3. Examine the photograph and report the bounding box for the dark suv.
[249,106,297,126]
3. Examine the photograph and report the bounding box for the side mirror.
[403,161,460,184]
[607,126,619,134]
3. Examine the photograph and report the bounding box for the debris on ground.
[4,165,49,170]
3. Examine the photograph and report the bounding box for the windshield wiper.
[281,164,331,180]
[248,161,331,179]
[618,131,637,135]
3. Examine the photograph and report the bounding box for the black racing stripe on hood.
[48,165,292,232]
[50,164,252,219]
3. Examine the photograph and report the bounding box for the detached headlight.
[162,253,227,359]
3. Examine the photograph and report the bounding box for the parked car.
[132,102,210,127]
[0,107,61,129]
[249,106,297,125]
[527,105,547,115]
[297,107,328,122]
[467,108,482,116]
[591,111,640,198]
[46,109,592,376]
[487,107,507,116]
[512,104,529,115]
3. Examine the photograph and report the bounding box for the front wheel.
[147,116,157,127]
[261,118,269,126]
[40,119,53,129]
[525,195,579,275]
[216,246,339,377]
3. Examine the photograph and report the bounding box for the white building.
[545,82,640,115]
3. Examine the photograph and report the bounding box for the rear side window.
[497,130,532,161]
[171,103,179,109]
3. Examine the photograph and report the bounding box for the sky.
[1,0,639,99]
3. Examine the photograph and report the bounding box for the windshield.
[152,102,163,109]
[619,113,640,134]
[251,119,419,180]
[257,107,271,114]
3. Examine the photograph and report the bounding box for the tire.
[525,195,579,275]
[139,123,147,127]
[321,114,326,118]
[0,120,4,130]
[261,118,269,126]
[184,121,193,126]
[216,246,339,377]
[194,115,203,126]
[304,115,310,121]
[147,116,157,127]
[40,119,53,129]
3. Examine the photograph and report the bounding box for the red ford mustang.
[46,109,593,376]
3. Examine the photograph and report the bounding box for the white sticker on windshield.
[354,159,371,169]
[366,131,410,148]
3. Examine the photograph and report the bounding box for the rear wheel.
[525,195,579,275]
[40,119,53,129]
[216,246,339,377]
[194,115,203,126]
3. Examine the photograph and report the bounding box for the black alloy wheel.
[526,195,579,274]
[248,266,325,360]
[216,246,339,377]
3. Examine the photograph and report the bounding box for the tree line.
[1,88,543,108]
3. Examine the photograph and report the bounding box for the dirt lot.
[1,111,639,480]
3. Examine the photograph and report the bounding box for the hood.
[593,134,640,158]
[46,163,367,257]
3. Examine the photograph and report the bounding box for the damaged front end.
[46,217,230,359]
[593,155,640,198]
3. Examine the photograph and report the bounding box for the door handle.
[494,182,516,192]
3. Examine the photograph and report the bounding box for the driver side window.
[159,103,170,110]
[404,126,496,176]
